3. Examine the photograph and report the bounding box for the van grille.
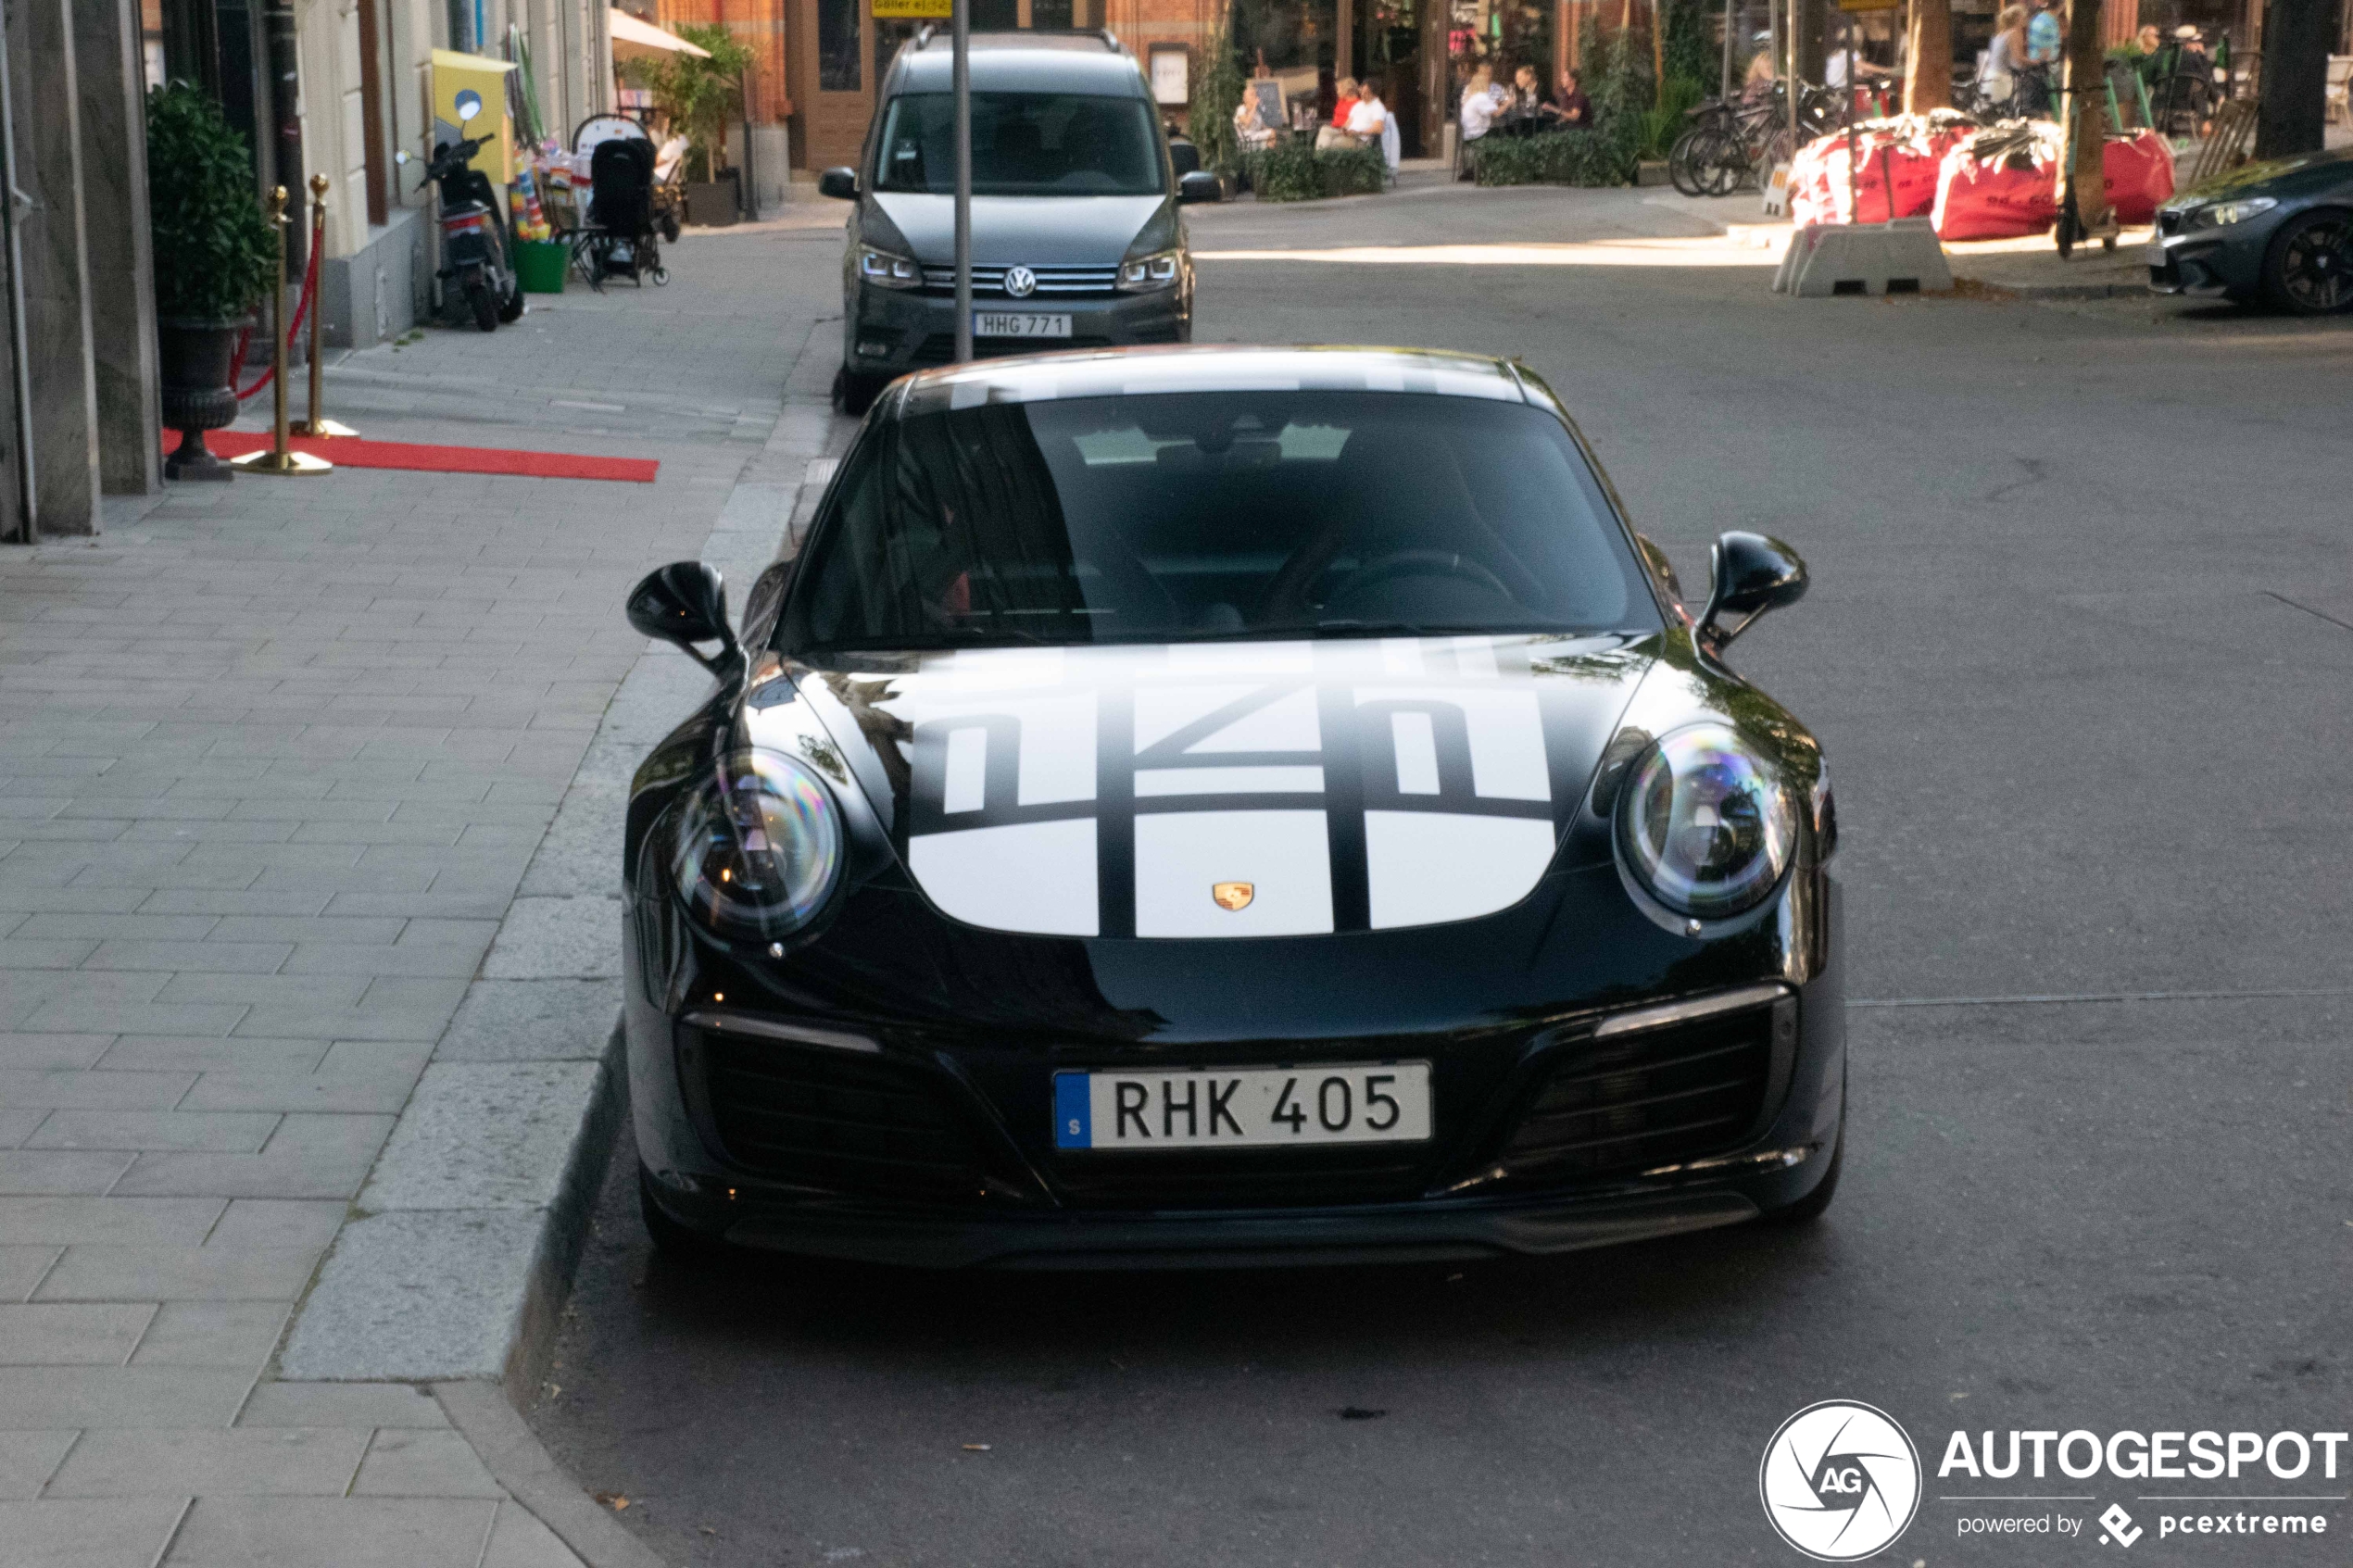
[920,263,1121,296]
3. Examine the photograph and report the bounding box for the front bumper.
[2147,230,2261,298]
[845,279,1189,375]
[632,952,1848,1271]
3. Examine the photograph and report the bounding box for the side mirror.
[1698,532,1806,654]
[817,167,859,200]
[627,561,740,676]
[1177,169,1223,205]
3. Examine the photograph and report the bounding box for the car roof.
[892,345,1539,417]
[886,31,1151,97]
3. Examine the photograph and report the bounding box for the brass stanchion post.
[233,185,332,476]
[292,174,355,439]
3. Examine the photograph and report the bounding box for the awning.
[610,9,712,60]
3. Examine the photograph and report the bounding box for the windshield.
[871,92,1164,196]
[784,392,1660,652]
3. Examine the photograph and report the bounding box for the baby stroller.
[571,133,667,289]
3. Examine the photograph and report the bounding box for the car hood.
[2170,144,2353,207]
[868,193,1167,266]
[770,634,1653,941]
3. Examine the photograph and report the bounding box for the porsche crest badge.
[1212,881,1255,911]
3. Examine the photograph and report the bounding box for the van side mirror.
[817,167,858,200]
[627,561,740,676]
[1698,532,1806,654]
[1178,169,1222,205]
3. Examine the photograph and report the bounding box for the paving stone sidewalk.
[0,234,837,1567]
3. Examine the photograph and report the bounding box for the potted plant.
[638,23,756,227]
[145,82,275,481]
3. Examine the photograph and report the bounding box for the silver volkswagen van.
[819,31,1215,408]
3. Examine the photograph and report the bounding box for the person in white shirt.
[1459,65,1501,142]
[1346,81,1400,173]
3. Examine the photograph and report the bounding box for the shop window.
[1034,0,1076,25]
[974,0,1017,25]
[821,0,861,91]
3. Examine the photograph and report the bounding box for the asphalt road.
[529,184,2353,1567]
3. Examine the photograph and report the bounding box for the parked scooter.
[396,93,522,332]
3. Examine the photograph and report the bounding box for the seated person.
[1233,89,1277,151]
[1458,66,1503,143]
[1316,79,1367,149]
[1555,68,1594,128]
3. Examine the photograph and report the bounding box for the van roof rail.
[915,22,933,44]
[1101,29,1119,48]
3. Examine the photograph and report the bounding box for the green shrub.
[1466,130,1626,187]
[1189,24,1246,176]
[145,82,275,322]
[1661,0,1714,93]
[1640,74,1705,160]
[1247,139,1387,201]
[639,21,756,182]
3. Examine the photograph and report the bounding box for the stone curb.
[280,328,842,1406]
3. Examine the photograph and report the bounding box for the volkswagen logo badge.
[1003,265,1038,298]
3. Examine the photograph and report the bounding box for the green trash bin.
[515,239,568,295]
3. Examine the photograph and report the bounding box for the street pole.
[952,0,973,365]
[1722,0,1734,100]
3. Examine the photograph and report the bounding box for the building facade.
[150,0,612,348]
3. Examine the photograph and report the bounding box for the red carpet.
[200,430,659,483]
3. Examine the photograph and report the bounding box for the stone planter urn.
[157,318,245,482]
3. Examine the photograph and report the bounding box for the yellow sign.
[873,0,953,16]
[430,48,517,183]
[1833,0,1903,11]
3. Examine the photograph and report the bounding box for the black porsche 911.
[622,346,1843,1270]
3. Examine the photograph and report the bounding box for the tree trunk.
[2063,0,2108,233]
[2254,0,2331,158]
[1904,0,1952,113]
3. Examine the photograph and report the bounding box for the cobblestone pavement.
[0,224,839,1566]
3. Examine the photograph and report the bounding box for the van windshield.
[872,92,1164,196]
[785,392,1660,652]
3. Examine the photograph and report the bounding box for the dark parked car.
[817,31,1217,411]
[623,346,1844,1271]
[2150,146,2353,314]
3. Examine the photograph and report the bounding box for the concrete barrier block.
[1781,219,1954,297]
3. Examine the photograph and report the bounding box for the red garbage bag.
[1931,122,2063,240]
[2101,130,2175,225]
[1789,117,1974,227]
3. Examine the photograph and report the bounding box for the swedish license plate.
[974,311,1071,338]
[1054,1063,1431,1150]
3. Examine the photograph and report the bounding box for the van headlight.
[671,750,844,940]
[1116,249,1181,291]
[858,245,922,290]
[1615,725,1797,920]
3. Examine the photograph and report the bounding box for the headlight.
[857,245,921,290]
[2189,196,2277,230]
[1615,724,1797,920]
[1116,249,1181,292]
[671,750,843,940]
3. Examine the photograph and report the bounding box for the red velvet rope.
[229,233,323,402]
